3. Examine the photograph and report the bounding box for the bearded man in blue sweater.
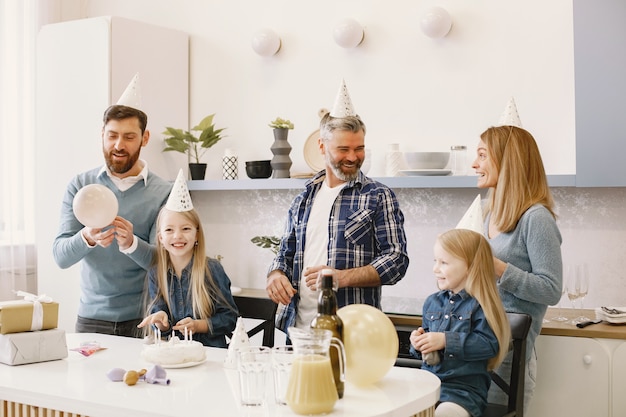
[53,101,171,338]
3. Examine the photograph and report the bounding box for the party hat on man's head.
[455,194,483,234]
[116,72,142,110]
[498,97,522,128]
[165,169,193,212]
[330,79,356,118]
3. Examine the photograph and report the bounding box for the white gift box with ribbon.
[0,328,68,365]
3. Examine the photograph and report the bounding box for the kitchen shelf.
[188,174,576,191]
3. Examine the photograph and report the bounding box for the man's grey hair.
[319,112,366,141]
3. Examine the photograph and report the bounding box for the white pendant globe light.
[333,18,364,48]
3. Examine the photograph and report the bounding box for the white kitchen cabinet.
[35,16,188,332]
[613,342,626,417]
[527,336,611,417]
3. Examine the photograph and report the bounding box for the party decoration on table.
[165,169,193,212]
[337,304,398,386]
[72,184,118,228]
[224,316,250,369]
[330,79,356,118]
[455,194,483,234]
[70,341,107,357]
[116,72,142,110]
[107,365,170,386]
[498,97,523,128]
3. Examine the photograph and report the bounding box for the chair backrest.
[232,293,278,347]
[483,312,532,417]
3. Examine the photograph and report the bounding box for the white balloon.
[251,28,281,57]
[420,7,453,39]
[72,184,118,228]
[333,18,364,48]
[337,304,399,386]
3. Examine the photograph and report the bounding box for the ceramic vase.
[189,163,207,180]
[270,128,292,178]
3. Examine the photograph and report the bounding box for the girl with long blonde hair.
[410,229,510,417]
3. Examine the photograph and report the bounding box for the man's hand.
[267,270,297,305]
[113,216,134,251]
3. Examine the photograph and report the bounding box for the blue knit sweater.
[53,167,171,322]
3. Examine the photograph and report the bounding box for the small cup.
[271,346,294,405]
[237,346,271,406]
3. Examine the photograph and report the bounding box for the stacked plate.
[595,306,626,324]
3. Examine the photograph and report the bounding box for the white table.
[0,333,440,417]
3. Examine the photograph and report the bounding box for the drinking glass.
[551,278,568,322]
[575,264,591,323]
[237,346,271,406]
[565,265,581,324]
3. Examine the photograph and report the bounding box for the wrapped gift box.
[0,328,68,365]
[0,300,59,334]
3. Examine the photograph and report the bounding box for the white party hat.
[455,194,483,234]
[116,72,142,110]
[165,169,193,212]
[224,317,250,369]
[497,97,522,128]
[330,79,356,118]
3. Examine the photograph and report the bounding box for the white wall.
[75,0,575,180]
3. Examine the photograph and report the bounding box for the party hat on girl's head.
[498,97,522,128]
[165,169,193,212]
[116,72,142,110]
[330,79,356,118]
[456,194,483,234]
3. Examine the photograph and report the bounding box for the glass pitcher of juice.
[286,327,346,415]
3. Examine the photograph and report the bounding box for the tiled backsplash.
[194,186,626,311]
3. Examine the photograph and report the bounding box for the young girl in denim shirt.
[138,171,238,347]
[410,229,510,417]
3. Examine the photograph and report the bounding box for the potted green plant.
[268,117,294,178]
[162,114,227,180]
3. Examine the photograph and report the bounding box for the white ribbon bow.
[14,290,53,331]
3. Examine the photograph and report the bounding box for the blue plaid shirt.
[410,290,500,417]
[269,170,409,332]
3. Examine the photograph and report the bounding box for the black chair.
[483,312,532,417]
[232,291,278,347]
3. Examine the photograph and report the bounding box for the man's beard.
[104,148,140,174]
[326,152,362,182]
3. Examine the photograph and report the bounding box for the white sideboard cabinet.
[35,16,188,332]
[527,335,620,417]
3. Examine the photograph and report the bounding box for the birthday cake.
[141,335,206,366]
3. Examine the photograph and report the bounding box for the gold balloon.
[337,304,398,386]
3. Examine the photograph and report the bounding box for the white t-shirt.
[295,180,345,328]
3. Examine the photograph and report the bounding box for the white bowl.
[403,152,450,170]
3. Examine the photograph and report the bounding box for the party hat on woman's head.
[498,97,522,128]
[330,79,356,118]
[116,72,142,110]
[455,194,483,234]
[166,169,194,212]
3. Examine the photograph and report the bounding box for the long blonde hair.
[149,207,222,332]
[438,229,511,370]
[481,126,556,232]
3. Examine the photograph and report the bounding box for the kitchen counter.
[388,308,626,340]
[0,333,440,417]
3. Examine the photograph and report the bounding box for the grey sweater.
[485,204,563,359]
[53,167,171,322]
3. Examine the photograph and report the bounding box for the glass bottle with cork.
[310,269,344,399]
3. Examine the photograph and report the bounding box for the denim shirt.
[268,170,409,333]
[147,257,238,348]
[410,290,499,417]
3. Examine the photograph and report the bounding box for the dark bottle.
[310,270,344,399]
